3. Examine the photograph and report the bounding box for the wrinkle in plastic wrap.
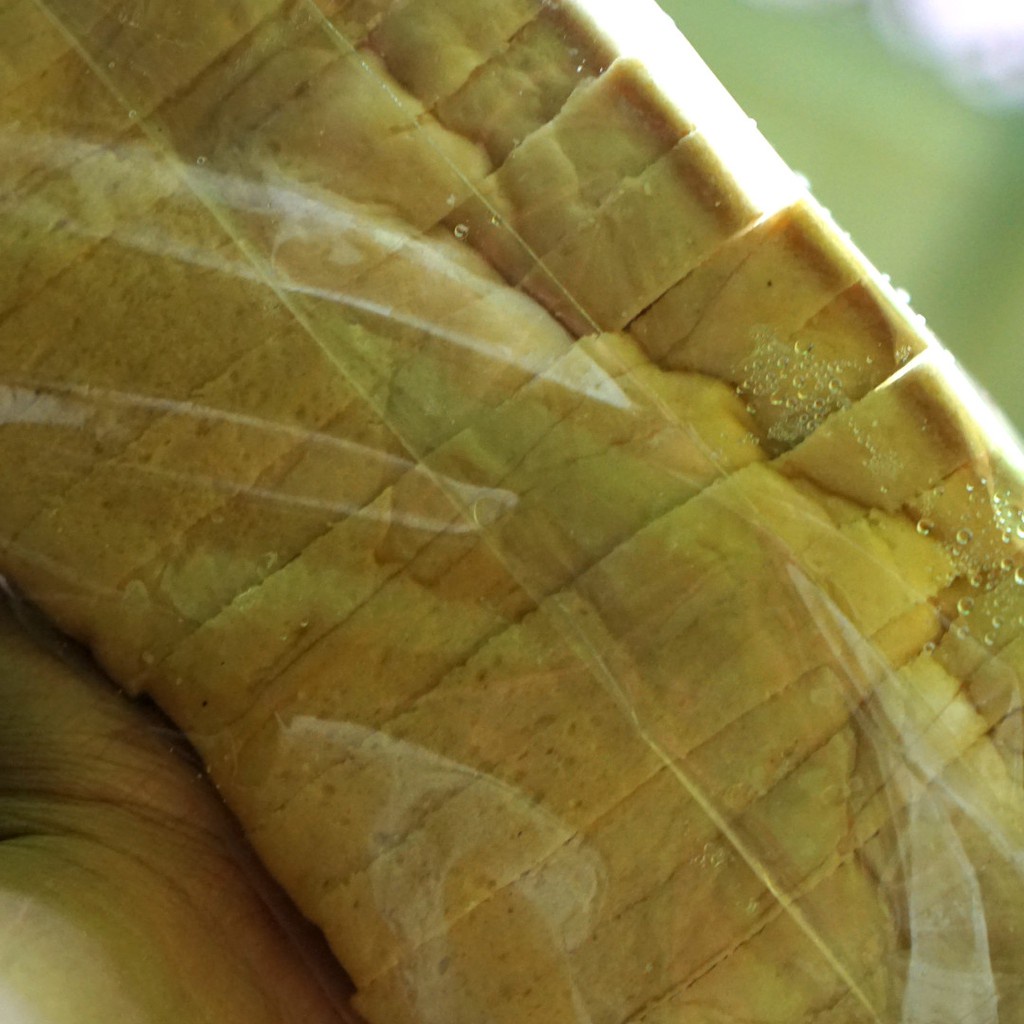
[2,0,1024,1022]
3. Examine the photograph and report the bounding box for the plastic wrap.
[2,1,1024,1022]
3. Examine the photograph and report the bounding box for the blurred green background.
[663,0,1024,433]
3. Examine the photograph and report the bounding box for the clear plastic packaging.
[2,1,1024,1022]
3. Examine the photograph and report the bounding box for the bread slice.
[434,4,615,165]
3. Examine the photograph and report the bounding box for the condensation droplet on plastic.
[984,632,998,647]
[196,155,207,166]
[917,518,934,537]
[453,223,470,240]
[828,378,843,394]
[958,596,975,616]
[127,109,138,121]
[923,640,937,654]
[446,194,456,207]
[1015,566,1024,586]
[956,528,974,546]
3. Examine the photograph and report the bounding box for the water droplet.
[107,60,116,69]
[957,596,975,616]
[196,155,207,166]
[917,518,935,537]
[956,528,974,546]
[1015,566,1024,586]
[922,641,937,654]
[127,109,138,121]
[453,223,470,240]
[828,378,843,394]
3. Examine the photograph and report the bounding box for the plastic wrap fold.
[2,1,1024,1022]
